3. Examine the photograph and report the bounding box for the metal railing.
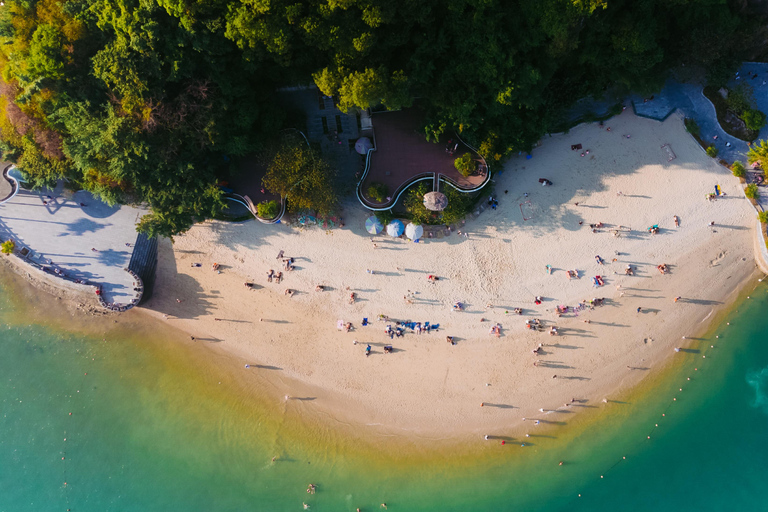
[355,129,492,210]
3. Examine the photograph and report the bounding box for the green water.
[1,276,767,512]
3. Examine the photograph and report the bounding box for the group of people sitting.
[385,324,404,338]
[266,269,283,283]
[526,318,542,331]
[489,323,502,337]
[624,264,634,276]
[566,270,579,280]
[657,263,669,274]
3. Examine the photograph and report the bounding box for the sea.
[1,270,767,512]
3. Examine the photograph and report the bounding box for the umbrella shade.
[386,220,404,237]
[355,137,374,155]
[365,216,383,234]
[405,222,424,240]
[423,191,448,211]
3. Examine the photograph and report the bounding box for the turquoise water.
[1,274,767,511]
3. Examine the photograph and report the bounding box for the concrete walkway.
[569,62,768,165]
[0,182,144,303]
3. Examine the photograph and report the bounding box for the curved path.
[0,164,18,204]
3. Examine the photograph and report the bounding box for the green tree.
[262,136,338,215]
[745,183,759,199]
[706,146,718,158]
[731,160,745,178]
[27,24,66,81]
[747,140,768,169]
[454,153,475,177]
[402,182,432,225]
[758,210,768,224]
[742,109,766,132]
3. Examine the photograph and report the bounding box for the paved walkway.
[567,62,768,165]
[0,182,144,303]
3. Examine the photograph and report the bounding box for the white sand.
[144,112,759,440]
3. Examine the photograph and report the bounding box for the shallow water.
[1,274,766,511]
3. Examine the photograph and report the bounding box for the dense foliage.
[748,139,768,169]
[0,0,757,235]
[402,181,476,225]
[454,153,474,177]
[262,135,338,215]
[731,160,746,178]
[256,199,279,219]
[367,182,388,202]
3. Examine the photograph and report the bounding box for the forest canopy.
[0,0,759,236]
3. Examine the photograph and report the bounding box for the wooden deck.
[360,109,486,208]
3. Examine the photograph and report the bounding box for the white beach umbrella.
[405,222,424,241]
[386,220,404,237]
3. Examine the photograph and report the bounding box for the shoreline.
[137,112,766,441]
[0,240,761,463]
[2,112,764,444]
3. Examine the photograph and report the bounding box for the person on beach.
[674,215,680,227]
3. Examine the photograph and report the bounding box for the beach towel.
[715,185,722,196]
[362,318,368,326]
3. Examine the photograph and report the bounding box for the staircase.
[128,232,158,305]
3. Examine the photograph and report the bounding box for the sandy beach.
[143,111,760,440]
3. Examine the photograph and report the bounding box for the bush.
[758,211,768,224]
[745,183,759,199]
[367,182,388,202]
[684,118,700,137]
[454,153,475,177]
[256,200,279,219]
[742,109,767,132]
[403,182,433,225]
[441,186,475,226]
[726,84,752,115]
[731,160,746,178]
[376,210,394,226]
[706,145,718,158]
[1,240,14,255]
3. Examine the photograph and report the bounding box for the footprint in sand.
[709,251,727,267]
